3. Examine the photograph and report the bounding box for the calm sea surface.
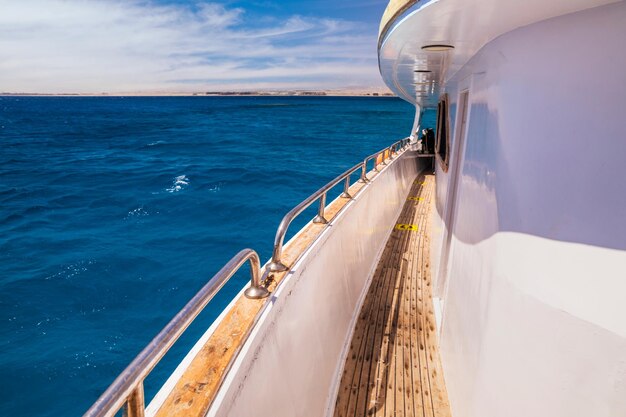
[0,96,415,416]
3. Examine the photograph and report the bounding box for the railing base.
[268,261,289,273]
[313,215,328,224]
[340,192,352,199]
[244,286,270,299]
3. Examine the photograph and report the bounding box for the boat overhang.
[378,0,619,107]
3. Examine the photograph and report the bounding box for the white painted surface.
[203,152,428,417]
[386,3,626,417]
[378,0,619,106]
[442,233,626,417]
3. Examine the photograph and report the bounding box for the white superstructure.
[380,1,626,416]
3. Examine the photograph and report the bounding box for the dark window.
[435,95,450,172]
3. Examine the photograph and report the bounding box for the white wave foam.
[125,206,151,219]
[44,259,95,281]
[166,175,189,193]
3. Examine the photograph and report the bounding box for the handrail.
[84,249,269,417]
[362,149,384,177]
[360,137,410,180]
[268,137,411,272]
[267,162,364,272]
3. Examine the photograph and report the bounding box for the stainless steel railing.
[266,162,363,272]
[360,137,410,180]
[363,148,385,175]
[84,136,411,417]
[84,249,269,417]
[268,137,411,272]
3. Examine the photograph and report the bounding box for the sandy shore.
[1,89,396,98]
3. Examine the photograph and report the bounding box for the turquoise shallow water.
[0,96,415,416]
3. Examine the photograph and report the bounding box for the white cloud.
[0,0,385,93]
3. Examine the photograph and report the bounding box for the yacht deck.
[333,173,451,417]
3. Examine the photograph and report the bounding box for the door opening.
[436,89,470,303]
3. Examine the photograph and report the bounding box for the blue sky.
[0,0,390,93]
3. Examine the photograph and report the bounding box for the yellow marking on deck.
[407,197,424,201]
[395,223,418,231]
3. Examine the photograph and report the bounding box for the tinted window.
[436,95,449,171]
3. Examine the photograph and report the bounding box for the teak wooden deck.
[333,173,451,417]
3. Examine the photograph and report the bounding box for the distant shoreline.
[0,91,396,98]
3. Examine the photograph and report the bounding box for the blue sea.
[0,96,414,416]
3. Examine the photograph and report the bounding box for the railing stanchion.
[243,253,270,299]
[313,193,328,223]
[340,176,352,198]
[268,162,365,271]
[359,162,369,183]
[123,384,145,417]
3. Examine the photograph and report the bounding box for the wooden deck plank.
[344,188,411,417]
[368,225,405,417]
[395,191,420,417]
[333,173,451,417]
[382,191,417,417]
[404,191,423,417]
[417,180,436,417]
[342,250,392,417]
[365,257,397,416]
[406,186,424,417]
[352,232,401,417]
[381,184,420,417]
[408,203,424,417]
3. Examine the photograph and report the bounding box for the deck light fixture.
[421,44,454,51]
